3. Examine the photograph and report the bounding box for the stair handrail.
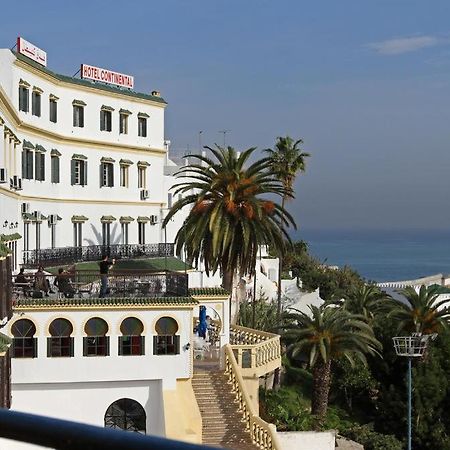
[224,344,282,450]
[230,324,277,345]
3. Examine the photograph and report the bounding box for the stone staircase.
[192,370,258,450]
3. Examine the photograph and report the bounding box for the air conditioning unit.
[49,214,58,225]
[140,189,149,200]
[0,168,7,183]
[150,214,158,225]
[21,202,30,214]
[11,175,22,190]
[33,211,42,221]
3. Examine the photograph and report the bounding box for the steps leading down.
[192,370,258,450]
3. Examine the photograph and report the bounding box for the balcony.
[23,243,175,267]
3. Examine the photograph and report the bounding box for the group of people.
[14,255,116,299]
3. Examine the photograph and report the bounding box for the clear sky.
[2,0,450,231]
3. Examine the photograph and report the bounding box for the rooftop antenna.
[198,131,203,152]
[72,68,81,78]
[219,130,230,147]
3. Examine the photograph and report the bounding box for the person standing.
[99,255,115,298]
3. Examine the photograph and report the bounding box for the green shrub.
[343,425,403,450]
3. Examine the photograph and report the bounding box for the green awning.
[101,215,117,223]
[72,99,87,106]
[100,157,116,163]
[51,149,62,157]
[119,109,132,115]
[138,112,149,118]
[137,216,150,223]
[119,216,135,223]
[35,144,46,153]
[0,233,22,242]
[137,161,150,167]
[23,140,35,150]
[72,154,87,160]
[101,105,115,112]
[71,215,88,222]
[119,159,134,165]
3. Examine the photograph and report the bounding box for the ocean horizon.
[294,229,450,283]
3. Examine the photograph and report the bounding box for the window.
[73,222,83,247]
[153,317,180,355]
[119,318,144,356]
[100,110,112,132]
[119,113,128,134]
[22,149,34,179]
[104,399,146,434]
[11,319,37,358]
[138,117,147,137]
[32,91,41,117]
[120,165,129,187]
[138,167,147,189]
[49,97,57,123]
[83,318,109,357]
[121,222,129,244]
[71,158,88,186]
[101,162,114,187]
[35,152,45,181]
[48,319,74,357]
[73,105,84,127]
[51,155,60,183]
[102,222,111,246]
[19,85,29,112]
[138,222,146,245]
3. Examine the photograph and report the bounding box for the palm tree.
[282,305,381,426]
[163,145,295,318]
[264,136,310,319]
[389,285,450,334]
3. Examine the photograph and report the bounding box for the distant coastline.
[295,228,450,282]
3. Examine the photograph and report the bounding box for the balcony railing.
[0,408,217,450]
[23,243,175,267]
[13,270,189,300]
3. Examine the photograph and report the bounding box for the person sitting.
[34,265,52,297]
[54,268,75,298]
[15,268,31,297]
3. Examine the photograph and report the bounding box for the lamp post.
[392,333,434,450]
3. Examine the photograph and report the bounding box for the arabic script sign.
[17,37,47,67]
[81,64,134,89]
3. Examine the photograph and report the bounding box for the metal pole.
[408,357,412,450]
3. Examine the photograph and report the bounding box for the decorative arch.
[119,317,145,356]
[11,319,37,358]
[48,318,74,357]
[154,316,180,355]
[83,317,109,357]
[104,398,146,434]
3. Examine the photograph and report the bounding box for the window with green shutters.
[71,159,87,185]
[100,162,114,187]
[73,105,84,127]
[138,117,147,137]
[51,156,60,183]
[100,110,112,132]
[49,99,57,123]
[32,91,41,117]
[35,152,45,181]
[19,86,29,112]
[22,149,34,179]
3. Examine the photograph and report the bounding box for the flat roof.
[13,51,167,105]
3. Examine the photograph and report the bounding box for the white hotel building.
[0,43,283,450]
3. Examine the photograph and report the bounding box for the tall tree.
[389,285,450,334]
[282,305,381,426]
[264,136,310,319]
[163,145,295,319]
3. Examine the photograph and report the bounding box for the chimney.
[151,90,161,97]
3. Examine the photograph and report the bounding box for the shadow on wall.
[85,223,122,246]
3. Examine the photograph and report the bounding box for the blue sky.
[2,0,450,231]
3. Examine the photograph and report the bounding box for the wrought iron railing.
[224,344,281,450]
[0,408,217,450]
[13,270,189,299]
[23,243,175,267]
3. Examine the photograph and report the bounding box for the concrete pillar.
[13,139,19,176]
[243,377,260,414]
[3,128,10,177]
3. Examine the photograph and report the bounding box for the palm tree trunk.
[311,359,332,428]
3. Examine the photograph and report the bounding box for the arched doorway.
[104,398,146,434]
[193,305,222,365]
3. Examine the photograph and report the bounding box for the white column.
[0,118,4,169]
[3,128,9,175]
[13,139,19,176]
[8,135,14,177]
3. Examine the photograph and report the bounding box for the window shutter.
[35,152,40,180]
[105,336,110,356]
[83,336,87,356]
[175,335,180,355]
[56,158,60,183]
[70,337,74,357]
[82,161,88,186]
[27,151,33,179]
[40,154,45,181]
[141,336,145,355]
[71,159,76,185]
[153,336,157,355]
[22,151,26,178]
[100,111,104,131]
[47,337,51,357]
[80,107,84,127]
[118,336,123,356]
[33,338,38,358]
[108,165,114,187]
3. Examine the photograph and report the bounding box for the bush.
[343,425,403,450]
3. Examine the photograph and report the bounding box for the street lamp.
[392,333,435,450]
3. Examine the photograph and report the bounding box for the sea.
[297,229,450,283]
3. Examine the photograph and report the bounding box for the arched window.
[83,318,109,357]
[48,319,74,357]
[154,317,180,355]
[11,319,37,358]
[119,317,144,356]
[104,398,146,434]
